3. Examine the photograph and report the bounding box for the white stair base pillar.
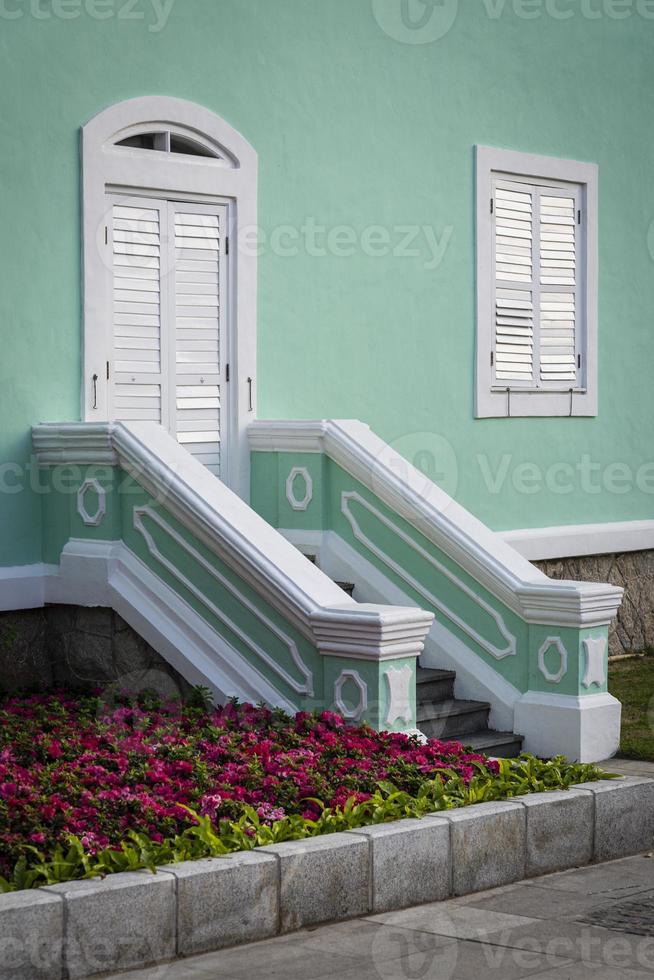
[514,691,621,763]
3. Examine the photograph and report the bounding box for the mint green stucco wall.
[3,1,654,565]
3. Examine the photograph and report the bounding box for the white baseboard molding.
[0,564,56,612]
[502,520,654,561]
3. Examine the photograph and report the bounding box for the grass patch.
[609,656,654,761]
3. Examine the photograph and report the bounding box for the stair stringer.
[44,538,298,711]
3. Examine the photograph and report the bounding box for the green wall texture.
[2,0,654,565]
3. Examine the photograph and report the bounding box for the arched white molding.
[81,97,258,501]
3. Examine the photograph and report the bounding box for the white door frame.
[81,97,258,499]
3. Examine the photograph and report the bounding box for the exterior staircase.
[329,571,523,758]
[416,667,523,757]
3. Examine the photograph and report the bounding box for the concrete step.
[417,698,491,739]
[416,667,456,703]
[461,730,524,758]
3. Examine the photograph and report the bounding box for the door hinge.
[106,361,110,380]
[104,226,108,245]
[577,209,581,225]
[490,198,494,215]
[226,363,230,383]
[490,351,494,367]
[225,236,229,255]
[577,353,581,369]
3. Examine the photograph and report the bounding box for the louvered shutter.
[111,201,164,424]
[492,178,580,390]
[492,182,535,385]
[171,203,225,476]
[538,190,578,385]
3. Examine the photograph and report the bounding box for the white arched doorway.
[81,97,257,497]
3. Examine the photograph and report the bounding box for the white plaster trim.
[317,531,520,734]
[133,504,314,697]
[285,467,313,512]
[309,602,433,662]
[0,564,54,611]
[502,520,654,560]
[341,490,517,661]
[82,97,258,500]
[582,636,608,689]
[475,145,598,419]
[537,636,568,685]
[514,691,621,763]
[33,422,118,465]
[44,539,296,712]
[77,478,107,527]
[32,423,433,672]
[385,665,413,727]
[334,670,368,721]
[248,419,623,628]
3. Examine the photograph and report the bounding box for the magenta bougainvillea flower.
[0,692,497,875]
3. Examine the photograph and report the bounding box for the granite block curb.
[1,776,651,979]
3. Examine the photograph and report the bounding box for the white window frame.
[476,145,598,418]
[81,96,258,499]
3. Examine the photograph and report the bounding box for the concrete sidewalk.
[109,850,654,980]
[600,757,654,779]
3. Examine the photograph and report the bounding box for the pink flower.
[46,741,63,759]
[256,803,285,824]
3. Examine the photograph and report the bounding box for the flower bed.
[0,690,611,891]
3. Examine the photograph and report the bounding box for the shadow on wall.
[0,607,193,697]
[535,551,654,656]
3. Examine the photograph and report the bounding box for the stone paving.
[108,848,654,980]
[600,757,654,780]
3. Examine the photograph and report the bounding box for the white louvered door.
[111,200,167,427]
[109,196,228,478]
[492,177,581,390]
[169,203,226,476]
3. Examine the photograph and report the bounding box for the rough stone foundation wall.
[535,550,654,656]
[0,606,192,697]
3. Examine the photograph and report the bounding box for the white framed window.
[82,97,258,497]
[476,146,598,418]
